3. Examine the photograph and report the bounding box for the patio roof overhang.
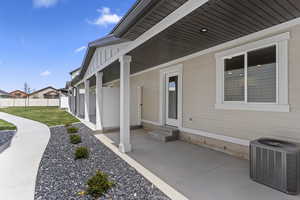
[71,35,129,86]
[101,0,300,83]
[72,0,189,86]
[111,0,189,39]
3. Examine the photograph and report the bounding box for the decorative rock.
[0,130,16,153]
[35,123,170,200]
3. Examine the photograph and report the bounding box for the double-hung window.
[215,33,290,112]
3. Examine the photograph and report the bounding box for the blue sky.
[0,0,135,92]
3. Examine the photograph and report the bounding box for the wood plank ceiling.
[121,0,189,40]
[103,0,300,83]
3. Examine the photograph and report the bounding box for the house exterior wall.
[29,88,58,99]
[0,94,10,98]
[76,85,85,118]
[89,87,96,117]
[102,87,120,129]
[107,80,144,127]
[182,25,300,142]
[109,24,300,150]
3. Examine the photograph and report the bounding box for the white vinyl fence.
[59,96,69,109]
[0,98,60,108]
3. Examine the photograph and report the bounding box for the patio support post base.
[119,143,132,153]
[119,55,132,153]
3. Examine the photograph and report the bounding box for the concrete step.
[154,126,179,134]
[148,126,179,142]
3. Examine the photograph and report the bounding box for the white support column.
[73,87,77,114]
[84,79,90,122]
[68,88,71,113]
[119,55,132,153]
[95,72,103,130]
[75,87,79,116]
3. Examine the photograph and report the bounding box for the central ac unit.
[250,138,300,195]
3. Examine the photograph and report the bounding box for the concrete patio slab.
[103,129,300,200]
[0,112,50,200]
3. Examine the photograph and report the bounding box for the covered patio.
[98,129,300,200]
[67,0,300,198]
[70,0,300,153]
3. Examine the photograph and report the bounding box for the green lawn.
[0,119,16,131]
[0,107,79,127]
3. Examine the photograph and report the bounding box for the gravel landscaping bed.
[0,130,16,153]
[35,123,170,200]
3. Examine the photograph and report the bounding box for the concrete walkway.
[104,129,300,200]
[0,112,50,200]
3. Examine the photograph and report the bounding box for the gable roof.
[0,89,10,95]
[44,90,59,95]
[71,34,128,86]
[10,90,28,95]
[29,86,58,96]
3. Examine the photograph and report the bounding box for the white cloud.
[40,70,51,76]
[88,7,122,27]
[75,46,87,53]
[33,0,59,8]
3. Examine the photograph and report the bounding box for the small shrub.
[64,122,72,127]
[75,147,89,160]
[67,127,78,134]
[70,134,82,144]
[86,170,114,198]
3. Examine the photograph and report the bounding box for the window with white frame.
[215,33,290,112]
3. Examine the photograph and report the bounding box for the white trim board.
[180,127,250,147]
[141,119,250,147]
[215,103,290,113]
[103,16,300,86]
[141,119,161,127]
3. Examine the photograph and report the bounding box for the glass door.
[166,73,178,126]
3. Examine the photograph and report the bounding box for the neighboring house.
[10,90,28,98]
[0,89,11,98]
[68,0,300,160]
[29,87,59,99]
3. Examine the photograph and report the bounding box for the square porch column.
[84,79,90,122]
[95,72,103,130]
[119,55,132,153]
[75,87,79,116]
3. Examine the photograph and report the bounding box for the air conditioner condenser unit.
[250,138,300,195]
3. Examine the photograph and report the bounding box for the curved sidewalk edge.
[0,112,51,200]
[0,130,16,153]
